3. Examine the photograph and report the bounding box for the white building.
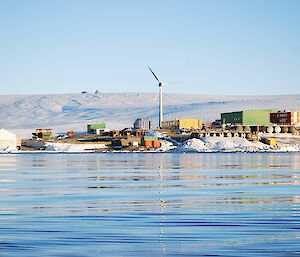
[0,128,17,151]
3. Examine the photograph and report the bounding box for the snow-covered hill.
[0,92,299,138]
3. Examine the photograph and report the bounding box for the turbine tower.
[148,67,163,129]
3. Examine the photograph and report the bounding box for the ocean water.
[0,153,299,257]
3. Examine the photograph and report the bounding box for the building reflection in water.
[158,165,166,257]
[1,153,299,215]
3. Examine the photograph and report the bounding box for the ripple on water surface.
[0,153,299,256]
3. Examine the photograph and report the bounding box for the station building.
[161,118,202,130]
[133,118,151,130]
[221,109,277,126]
[270,111,300,126]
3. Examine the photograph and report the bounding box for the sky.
[0,0,299,95]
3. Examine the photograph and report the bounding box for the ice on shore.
[0,146,18,153]
[24,141,106,152]
[176,137,271,152]
[277,144,300,152]
[20,136,300,153]
[203,137,270,151]
[45,142,106,152]
[176,138,207,152]
[158,140,178,152]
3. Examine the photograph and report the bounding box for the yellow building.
[161,119,202,130]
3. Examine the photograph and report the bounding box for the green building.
[87,123,106,134]
[221,109,277,126]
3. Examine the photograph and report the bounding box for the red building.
[270,111,300,125]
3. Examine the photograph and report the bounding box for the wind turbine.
[148,66,163,129]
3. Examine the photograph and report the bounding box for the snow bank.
[0,146,18,154]
[45,142,106,152]
[202,137,270,151]
[158,140,176,152]
[176,137,271,152]
[176,138,207,152]
[25,141,107,152]
[277,144,300,152]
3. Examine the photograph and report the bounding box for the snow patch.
[176,137,271,152]
[45,142,107,152]
[158,140,176,152]
[177,138,207,152]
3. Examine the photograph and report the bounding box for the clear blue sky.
[0,0,299,95]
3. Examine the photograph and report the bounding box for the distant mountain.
[0,92,299,138]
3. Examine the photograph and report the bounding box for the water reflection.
[3,152,299,170]
[0,155,17,170]
[0,153,299,256]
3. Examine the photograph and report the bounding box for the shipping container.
[268,138,277,146]
[144,140,153,148]
[67,131,75,136]
[143,136,158,141]
[152,140,161,148]
[261,137,277,146]
[204,122,212,129]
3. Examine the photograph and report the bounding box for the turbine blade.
[148,66,160,83]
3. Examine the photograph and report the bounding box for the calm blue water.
[0,153,299,256]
